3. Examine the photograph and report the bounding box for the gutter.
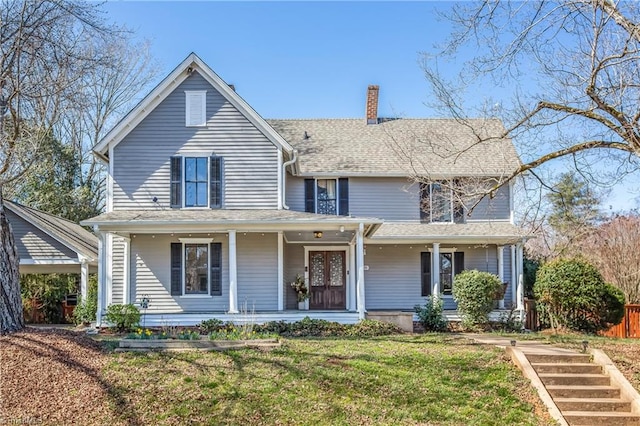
[281,149,298,209]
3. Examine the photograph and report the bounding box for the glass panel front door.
[309,251,346,310]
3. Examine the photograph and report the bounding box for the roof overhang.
[93,53,294,162]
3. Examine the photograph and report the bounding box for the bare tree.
[581,214,640,304]
[0,0,124,333]
[410,0,640,202]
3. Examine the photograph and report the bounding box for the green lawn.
[104,334,551,425]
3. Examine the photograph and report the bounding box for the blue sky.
[104,1,638,212]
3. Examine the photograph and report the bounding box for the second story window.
[420,181,463,223]
[304,178,349,216]
[170,155,223,209]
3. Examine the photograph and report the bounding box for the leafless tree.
[0,0,146,333]
[397,1,640,217]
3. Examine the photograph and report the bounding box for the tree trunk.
[0,191,24,333]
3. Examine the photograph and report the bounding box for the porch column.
[228,230,238,314]
[277,231,284,311]
[432,242,440,297]
[511,245,517,308]
[106,233,113,306]
[122,235,131,304]
[349,242,356,311]
[95,230,106,327]
[516,241,524,311]
[79,256,89,301]
[356,223,366,320]
[497,246,505,309]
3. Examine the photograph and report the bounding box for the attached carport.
[5,201,98,300]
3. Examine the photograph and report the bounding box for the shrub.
[73,277,98,325]
[198,318,224,334]
[21,273,77,323]
[254,317,402,337]
[104,304,141,332]
[453,270,503,329]
[534,258,626,333]
[414,295,447,331]
[345,319,402,337]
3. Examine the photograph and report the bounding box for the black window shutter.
[170,156,182,208]
[210,242,222,296]
[304,179,316,213]
[210,156,223,209]
[421,252,432,297]
[170,243,182,295]
[454,252,465,276]
[419,183,430,222]
[338,178,349,216]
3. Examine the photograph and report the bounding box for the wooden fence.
[524,298,540,331]
[601,304,640,338]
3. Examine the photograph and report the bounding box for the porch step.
[561,411,640,425]
[526,353,592,364]
[554,397,631,412]
[546,385,621,399]
[531,363,602,374]
[538,373,610,387]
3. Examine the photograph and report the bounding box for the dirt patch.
[0,328,126,425]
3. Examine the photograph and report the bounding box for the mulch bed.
[0,328,123,425]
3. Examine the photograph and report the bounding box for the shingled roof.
[267,118,521,177]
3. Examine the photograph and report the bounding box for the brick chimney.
[366,85,379,124]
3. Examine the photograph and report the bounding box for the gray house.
[83,53,526,326]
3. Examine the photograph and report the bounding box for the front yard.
[0,329,552,425]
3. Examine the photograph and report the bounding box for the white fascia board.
[19,259,81,265]
[92,221,379,234]
[297,172,512,179]
[365,236,526,245]
[94,53,294,159]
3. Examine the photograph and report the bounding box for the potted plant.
[291,274,309,309]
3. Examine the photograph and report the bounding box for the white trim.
[179,237,214,243]
[303,245,350,311]
[312,178,340,215]
[348,242,356,311]
[94,53,293,159]
[228,230,238,313]
[497,245,505,309]
[106,233,113,306]
[511,245,517,307]
[182,156,210,208]
[134,311,361,326]
[179,295,214,299]
[107,145,114,212]
[356,223,366,319]
[122,235,131,304]
[432,242,441,296]
[184,90,207,127]
[19,259,80,265]
[79,256,89,301]
[277,231,284,311]
[277,150,283,210]
[516,242,524,311]
[96,232,106,327]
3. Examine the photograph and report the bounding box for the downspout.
[281,149,298,210]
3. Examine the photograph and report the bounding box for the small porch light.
[339,226,345,233]
[313,231,323,239]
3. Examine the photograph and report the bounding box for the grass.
[102,334,551,425]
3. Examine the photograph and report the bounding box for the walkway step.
[532,363,602,374]
[554,397,631,412]
[562,410,640,425]
[539,373,610,386]
[546,385,621,399]
[526,353,592,364]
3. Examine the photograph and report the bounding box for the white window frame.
[424,182,454,223]
[313,178,340,216]
[183,155,210,209]
[185,90,207,127]
[179,238,213,298]
[428,247,458,298]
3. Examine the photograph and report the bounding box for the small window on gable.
[170,155,223,209]
[185,90,207,127]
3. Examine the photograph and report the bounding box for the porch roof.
[368,221,528,244]
[81,209,382,235]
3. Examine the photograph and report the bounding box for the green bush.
[197,318,224,334]
[453,270,503,329]
[73,276,98,325]
[345,319,402,337]
[414,295,447,331]
[21,273,77,323]
[534,258,625,333]
[255,317,402,337]
[104,304,141,332]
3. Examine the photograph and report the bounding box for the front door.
[309,251,346,310]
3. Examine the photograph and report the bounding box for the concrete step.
[526,353,592,364]
[554,397,631,412]
[562,410,640,425]
[532,362,602,374]
[546,385,621,399]
[539,373,610,386]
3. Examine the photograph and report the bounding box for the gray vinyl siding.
[236,233,278,311]
[112,71,279,210]
[131,234,229,313]
[468,184,510,221]
[350,177,420,220]
[285,176,305,212]
[8,210,77,261]
[111,236,125,304]
[365,245,422,310]
[284,243,305,310]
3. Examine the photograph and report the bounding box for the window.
[171,241,222,296]
[421,251,464,296]
[185,90,207,127]
[304,178,349,216]
[170,155,223,209]
[420,181,463,223]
